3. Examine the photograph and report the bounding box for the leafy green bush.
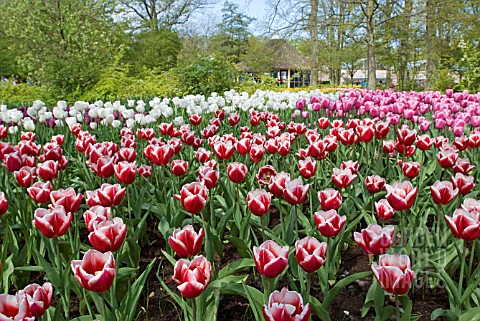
[0,83,56,105]
[175,56,235,95]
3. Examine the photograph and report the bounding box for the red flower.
[384,181,417,211]
[114,161,136,184]
[453,157,475,174]
[268,172,291,198]
[263,288,311,321]
[307,140,326,160]
[136,165,152,178]
[27,181,52,204]
[337,128,358,146]
[298,157,316,179]
[318,117,329,129]
[198,166,219,189]
[318,188,342,211]
[247,189,271,216]
[227,162,248,184]
[354,224,394,255]
[0,192,8,216]
[332,168,357,189]
[430,180,458,205]
[37,160,59,181]
[96,184,126,207]
[170,160,189,177]
[375,199,395,220]
[314,209,346,237]
[173,256,211,299]
[83,206,111,232]
[117,148,136,163]
[195,148,211,163]
[382,140,395,154]
[372,254,415,295]
[340,160,359,174]
[397,127,416,146]
[416,134,433,150]
[189,114,202,126]
[295,236,326,273]
[18,282,53,318]
[249,144,265,163]
[50,188,83,214]
[365,175,385,194]
[168,225,204,258]
[88,218,128,252]
[253,240,289,278]
[14,166,37,188]
[33,206,72,238]
[71,250,116,292]
[0,293,33,321]
[445,209,480,241]
[374,121,390,139]
[228,113,240,126]
[174,182,208,214]
[159,123,174,136]
[356,125,374,143]
[256,165,277,186]
[88,156,114,178]
[213,141,235,161]
[451,173,475,196]
[437,149,458,169]
[402,161,420,179]
[283,179,309,205]
[144,144,174,166]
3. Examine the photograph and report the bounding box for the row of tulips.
[2,89,480,321]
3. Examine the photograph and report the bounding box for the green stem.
[191,298,196,321]
[396,295,400,321]
[468,240,476,281]
[306,273,312,304]
[458,240,467,298]
[100,292,108,321]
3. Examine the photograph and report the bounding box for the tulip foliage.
[2,88,480,320]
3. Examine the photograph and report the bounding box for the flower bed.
[0,88,479,320]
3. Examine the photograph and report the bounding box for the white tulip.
[90,122,98,130]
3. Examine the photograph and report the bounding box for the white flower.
[128,100,135,108]
[90,122,98,130]
[112,120,121,128]
[173,116,184,126]
[8,126,18,134]
[126,118,136,128]
[23,119,35,131]
[89,108,98,119]
[57,101,67,109]
[65,117,77,127]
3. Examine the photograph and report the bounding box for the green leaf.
[242,283,264,321]
[218,258,255,278]
[431,308,458,321]
[322,271,372,310]
[2,255,14,293]
[399,296,413,321]
[310,296,331,321]
[224,235,251,258]
[32,249,62,291]
[120,258,157,321]
[459,307,480,321]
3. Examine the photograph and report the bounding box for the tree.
[125,28,182,75]
[211,1,253,64]
[2,0,123,95]
[241,36,278,74]
[119,0,217,31]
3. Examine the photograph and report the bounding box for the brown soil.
[132,217,449,321]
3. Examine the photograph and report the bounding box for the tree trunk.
[425,0,437,90]
[366,0,376,90]
[398,0,412,90]
[309,0,319,86]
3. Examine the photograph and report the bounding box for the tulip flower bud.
[168,225,204,258]
[253,240,289,278]
[173,256,211,299]
[354,224,394,255]
[295,236,327,273]
[263,288,311,321]
[372,254,415,295]
[71,250,116,292]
